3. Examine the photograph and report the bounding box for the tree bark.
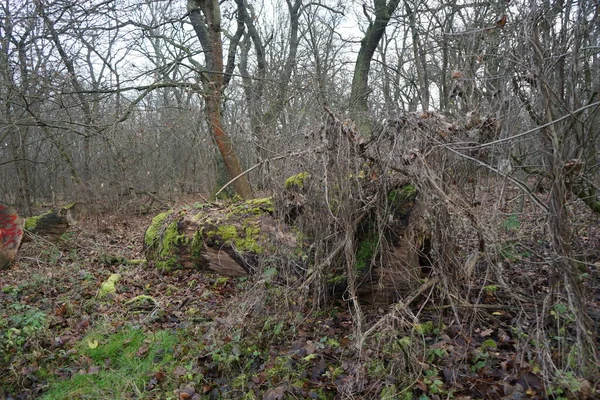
[350,0,402,118]
[0,205,24,270]
[188,0,253,199]
[24,203,86,242]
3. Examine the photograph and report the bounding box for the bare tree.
[349,0,401,118]
[187,0,252,199]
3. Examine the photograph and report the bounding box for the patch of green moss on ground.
[97,274,121,298]
[285,172,309,190]
[144,210,173,248]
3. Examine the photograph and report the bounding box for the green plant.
[502,214,520,231]
[422,368,444,395]
[39,243,62,264]
[2,284,17,294]
[547,371,588,399]
[499,241,531,261]
[425,348,447,363]
[380,384,397,399]
[41,325,178,399]
[324,365,344,381]
[483,285,499,292]
[471,339,497,372]
[214,276,230,287]
[413,320,435,335]
[1,303,47,350]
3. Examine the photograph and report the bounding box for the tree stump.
[0,205,24,270]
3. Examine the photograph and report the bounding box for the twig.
[449,101,600,150]
[362,276,439,341]
[441,145,549,211]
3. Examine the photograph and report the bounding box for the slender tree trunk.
[350,0,401,120]
[405,0,429,110]
[188,0,253,199]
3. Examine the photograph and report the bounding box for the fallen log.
[144,198,297,276]
[24,203,86,242]
[1,203,86,269]
[0,205,24,270]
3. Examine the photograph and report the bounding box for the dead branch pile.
[279,110,496,311]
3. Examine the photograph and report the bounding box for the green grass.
[41,325,179,399]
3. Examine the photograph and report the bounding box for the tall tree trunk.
[350,0,401,121]
[405,0,429,110]
[188,0,253,199]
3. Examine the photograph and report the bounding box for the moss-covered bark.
[144,198,293,276]
[24,203,85,241]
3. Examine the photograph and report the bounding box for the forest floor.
[1,197,600,399]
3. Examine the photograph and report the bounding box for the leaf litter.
[0,206,598,399]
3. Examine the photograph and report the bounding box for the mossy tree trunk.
[144,198,294,276]
[24,203,86,242]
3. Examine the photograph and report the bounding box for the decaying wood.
[144,198,296,276]
[145,110,495,306]
[0,205,24,270]
[24,203,86,242]
[300,108,493,305]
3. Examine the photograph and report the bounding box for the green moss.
[24,210,51,231]
[145,211,190,272]
[155,257,180,272]
[413,320,434,335]
[230,197,274,215]
[159,220,188,258]
[98,274,121,298]
[217,225,238,240]
[125,295,157,310]
[285,172,309,190]
[144,210,173,248]
[326,234,377,286]
[191,230,204,257]
[214,222,264,254]
[356,235,378,274]
[388,184,417,203]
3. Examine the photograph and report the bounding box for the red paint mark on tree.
[0,206,23,249]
